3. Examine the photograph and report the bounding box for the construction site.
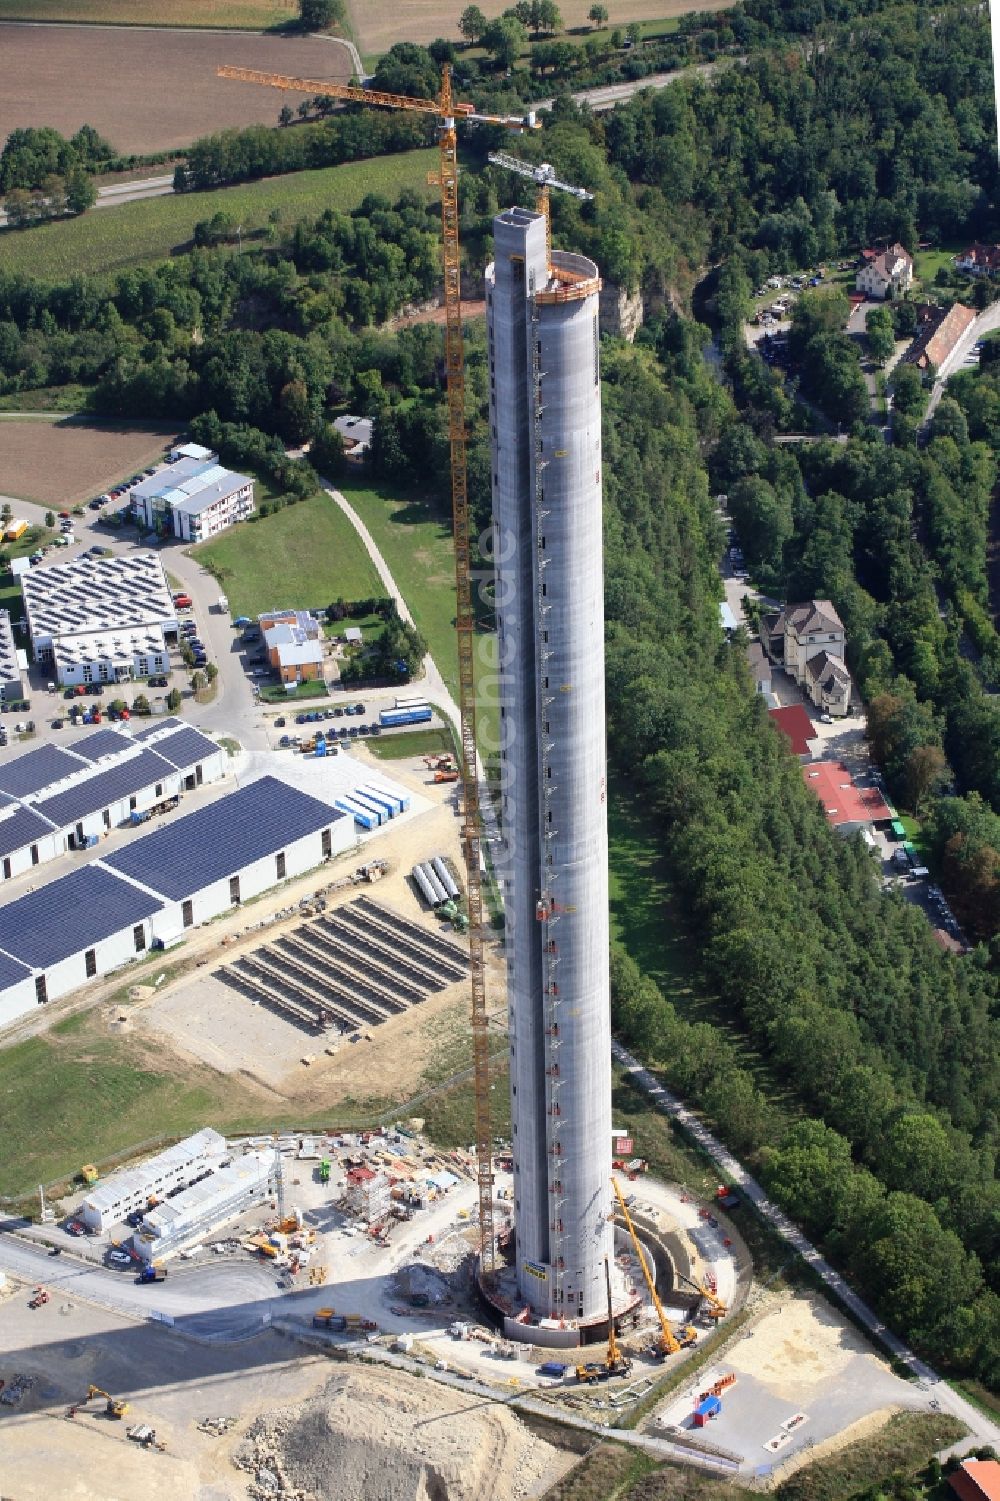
[0,67,972,1501]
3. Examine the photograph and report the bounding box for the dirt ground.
[0,420,174,507]
[347,0,732,54]
[390,298,487,330]
[0,1280,572,1501]
[126,750,503,1114]
[651,1290,929,1478]
[0,24,353,155]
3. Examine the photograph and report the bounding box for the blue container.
[334,796,377,832]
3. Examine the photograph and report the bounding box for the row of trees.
[4,170,96,227]
[0,124,114,193]
[173,111,428,194]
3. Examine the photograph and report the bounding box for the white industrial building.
[0,862,166,1027]
[131,447,254,543]
[53,627,170,686]
[106,775,353,938]
[135,1151,274,1261]
[0,609,26,702]
[80,1128,227,1233]
[0,775,360,1029]
[21,553,178,686]
[0,724,225,873]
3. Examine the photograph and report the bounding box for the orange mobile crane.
[218,63,540,1276]
[611,1177,696,1357]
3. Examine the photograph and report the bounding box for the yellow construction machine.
[575,1258,633,1384]
[678,1270,728,1320]
[67,1385,129,1420]
[611,1178,697,1357]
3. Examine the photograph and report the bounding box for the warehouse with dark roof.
[0,864,164,1027]
[105,775,352,937]
[0,775,353,1028]
[0,724,226,880]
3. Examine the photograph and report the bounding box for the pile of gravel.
[232,1368,561,1501]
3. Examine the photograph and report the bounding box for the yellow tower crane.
[611,1177,696,1357]
[217,64,539,1277]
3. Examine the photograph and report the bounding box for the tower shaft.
[488,209,612,1324]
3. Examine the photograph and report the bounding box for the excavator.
[575,1258,634,1384]
[611,1178,697,1358]
[67,1385,129,1420]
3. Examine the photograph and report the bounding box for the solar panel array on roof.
[145,725,218,771]
[133,717,183,743]
[0,609,19,684]
[0,864,163,970]
[21,553,174,640]
[0,744,86,799]
[34,749,174,829]
[0,948,31,992]
[0,803,58,858]
[72,727,135,763]
[105,775,343,900]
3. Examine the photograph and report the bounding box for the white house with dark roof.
[760,599,854,717]
[857,243,913,300]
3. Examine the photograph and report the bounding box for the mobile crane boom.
[612,1177,690,1356]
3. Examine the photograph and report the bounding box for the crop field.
[192,489,381,618]
[0,24,352,156]
[347,0,732,55]
[0,149,436,279]
[0,417,174,506]
[0,0,290,24]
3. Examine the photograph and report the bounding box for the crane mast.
[218,64,539,1278]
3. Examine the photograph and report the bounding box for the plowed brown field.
[0,419,175,506]
[0,24,352,155]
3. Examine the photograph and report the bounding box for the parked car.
[274,717,286,728]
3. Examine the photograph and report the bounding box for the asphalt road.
[610,1041,1000,1454]
[0,1227,280,1339]
[545,56,735,113]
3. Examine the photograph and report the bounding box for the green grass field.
[0,0,290,26]
[0,1015,271,1199]
[335,476,499,749]
[337,477,459,689]
[192,489,381,619]
[368,726,454,759]
[0,151,436,280]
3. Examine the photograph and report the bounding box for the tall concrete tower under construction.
[487,207,613,1327]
